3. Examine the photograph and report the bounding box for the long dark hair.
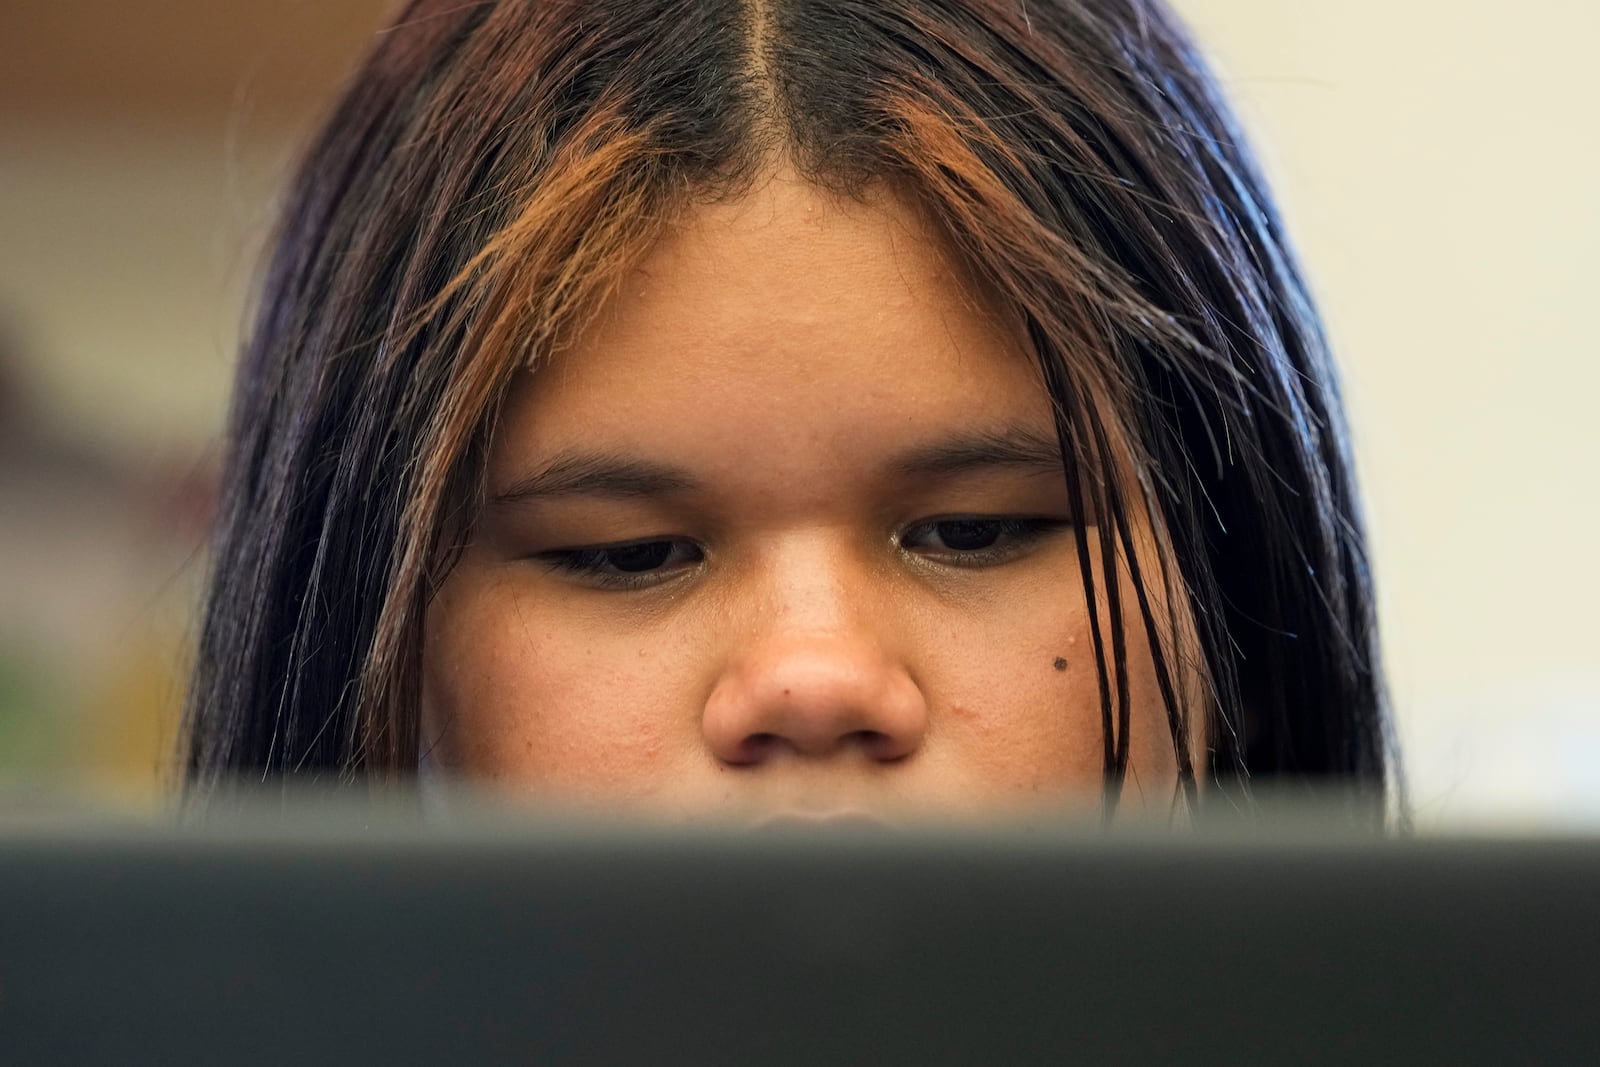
[184,0,1397,815]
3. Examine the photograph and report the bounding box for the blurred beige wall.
[0,1,393,802]
[1173,0,1600,823]
[0,0,394,455]
[2,1,1595,821]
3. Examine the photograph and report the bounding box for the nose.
[701,566,929,765]
[703,632,929,763]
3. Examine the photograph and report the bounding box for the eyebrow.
[887,426,1065,479]
[488,426,1065,508]
[491,453,700,507]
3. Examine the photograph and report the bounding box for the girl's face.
[422,167,1190,824]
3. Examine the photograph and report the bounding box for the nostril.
[735,732,779,763]
[731,729,905,763]
[847,729,907,759]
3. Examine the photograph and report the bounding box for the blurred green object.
[0,643,68,775]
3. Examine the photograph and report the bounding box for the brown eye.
[899,516,1067,567]
[930,520,1003,551]
[607,541,674,572]
[538,538,704,589]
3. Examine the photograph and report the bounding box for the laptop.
[3,800,1596,1065]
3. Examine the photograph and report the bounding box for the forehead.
[491,170,1053,481]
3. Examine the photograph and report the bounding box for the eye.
[536,538,704,590]
[898,516,1067,567]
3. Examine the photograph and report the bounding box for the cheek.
[915,582,1108,797]
[922,563,1186,805]
[421,570,702,799]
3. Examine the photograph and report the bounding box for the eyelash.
[536,517,1068,590]
[896,516,1068,567]
[538,538,706,591]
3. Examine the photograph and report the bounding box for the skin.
[421,167,1190,825]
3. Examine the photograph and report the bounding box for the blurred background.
[1,1,1595,826]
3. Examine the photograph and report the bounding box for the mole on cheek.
[1052,657,1068,672]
